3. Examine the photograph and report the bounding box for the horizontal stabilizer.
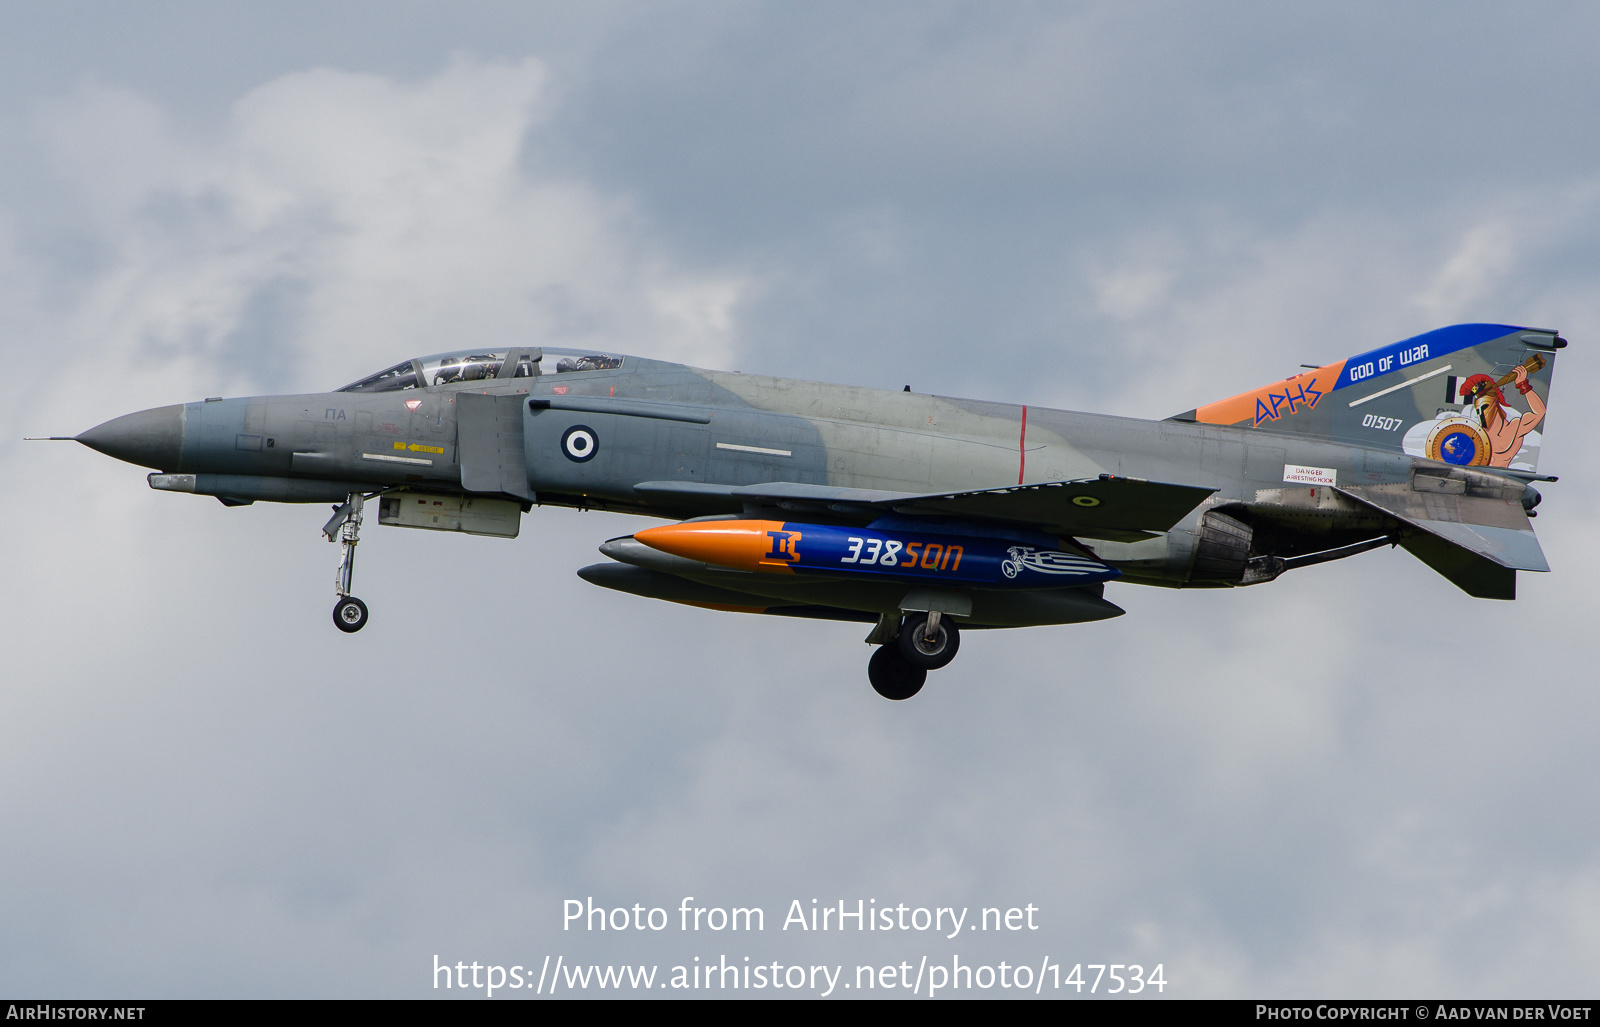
[632,476,1215,542]
[1406,520,1548,573]
[1336,482,1548,600]
[1395,533,1517,600]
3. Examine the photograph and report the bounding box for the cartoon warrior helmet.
[1459,373,1505,407]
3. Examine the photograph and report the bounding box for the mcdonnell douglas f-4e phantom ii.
[51,323,1562,699]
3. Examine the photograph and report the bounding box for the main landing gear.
[324,492,370,633]
[867,612,961,700]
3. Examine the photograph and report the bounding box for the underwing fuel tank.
[631,520,1119,588]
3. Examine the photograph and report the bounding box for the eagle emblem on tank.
[999,546,1106,579]
[47,322,1564,701]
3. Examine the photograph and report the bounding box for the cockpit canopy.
[336,348,626,393]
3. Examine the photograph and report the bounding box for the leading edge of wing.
[891,476,1216,541]
[632,476,1217,541]
[633,480,921,505]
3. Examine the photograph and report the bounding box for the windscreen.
[336,360,422,394]
[338,348,627,393]
[419,351,510,386]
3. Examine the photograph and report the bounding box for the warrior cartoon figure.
[1461,365,1544,468]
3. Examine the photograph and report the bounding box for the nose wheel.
[324,493,371,633]
[333,595,369,632]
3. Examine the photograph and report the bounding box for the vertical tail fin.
[1172,324,1564,472]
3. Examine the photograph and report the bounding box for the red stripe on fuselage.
[1018,405,1028,485]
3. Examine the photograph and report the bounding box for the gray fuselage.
[102,352,1415,594]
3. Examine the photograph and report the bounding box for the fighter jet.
[47,324,1560,699]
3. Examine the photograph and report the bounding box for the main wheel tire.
[897,613,960,670]
[868,644,927,700]
[333,596,369,633]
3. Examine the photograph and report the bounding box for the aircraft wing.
[632,476,1216,542]
[632,480,919,508]
[890,477,1217,541]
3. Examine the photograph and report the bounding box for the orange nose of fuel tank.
[632,520,800,573]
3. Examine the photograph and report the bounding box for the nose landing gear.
[324,493,370,633]
[333,595,369,632]
[867,612,962,700]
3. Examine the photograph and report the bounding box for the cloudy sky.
[3,1,1599,999]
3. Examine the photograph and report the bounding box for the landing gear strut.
[898,611,959,670]
[324,493,369,633]
[867,612,962,699]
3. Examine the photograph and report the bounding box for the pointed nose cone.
[77,404,185,470]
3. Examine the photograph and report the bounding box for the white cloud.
[0,57,764,993]
[12,55,749,424]
[1059,188,1600,422]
